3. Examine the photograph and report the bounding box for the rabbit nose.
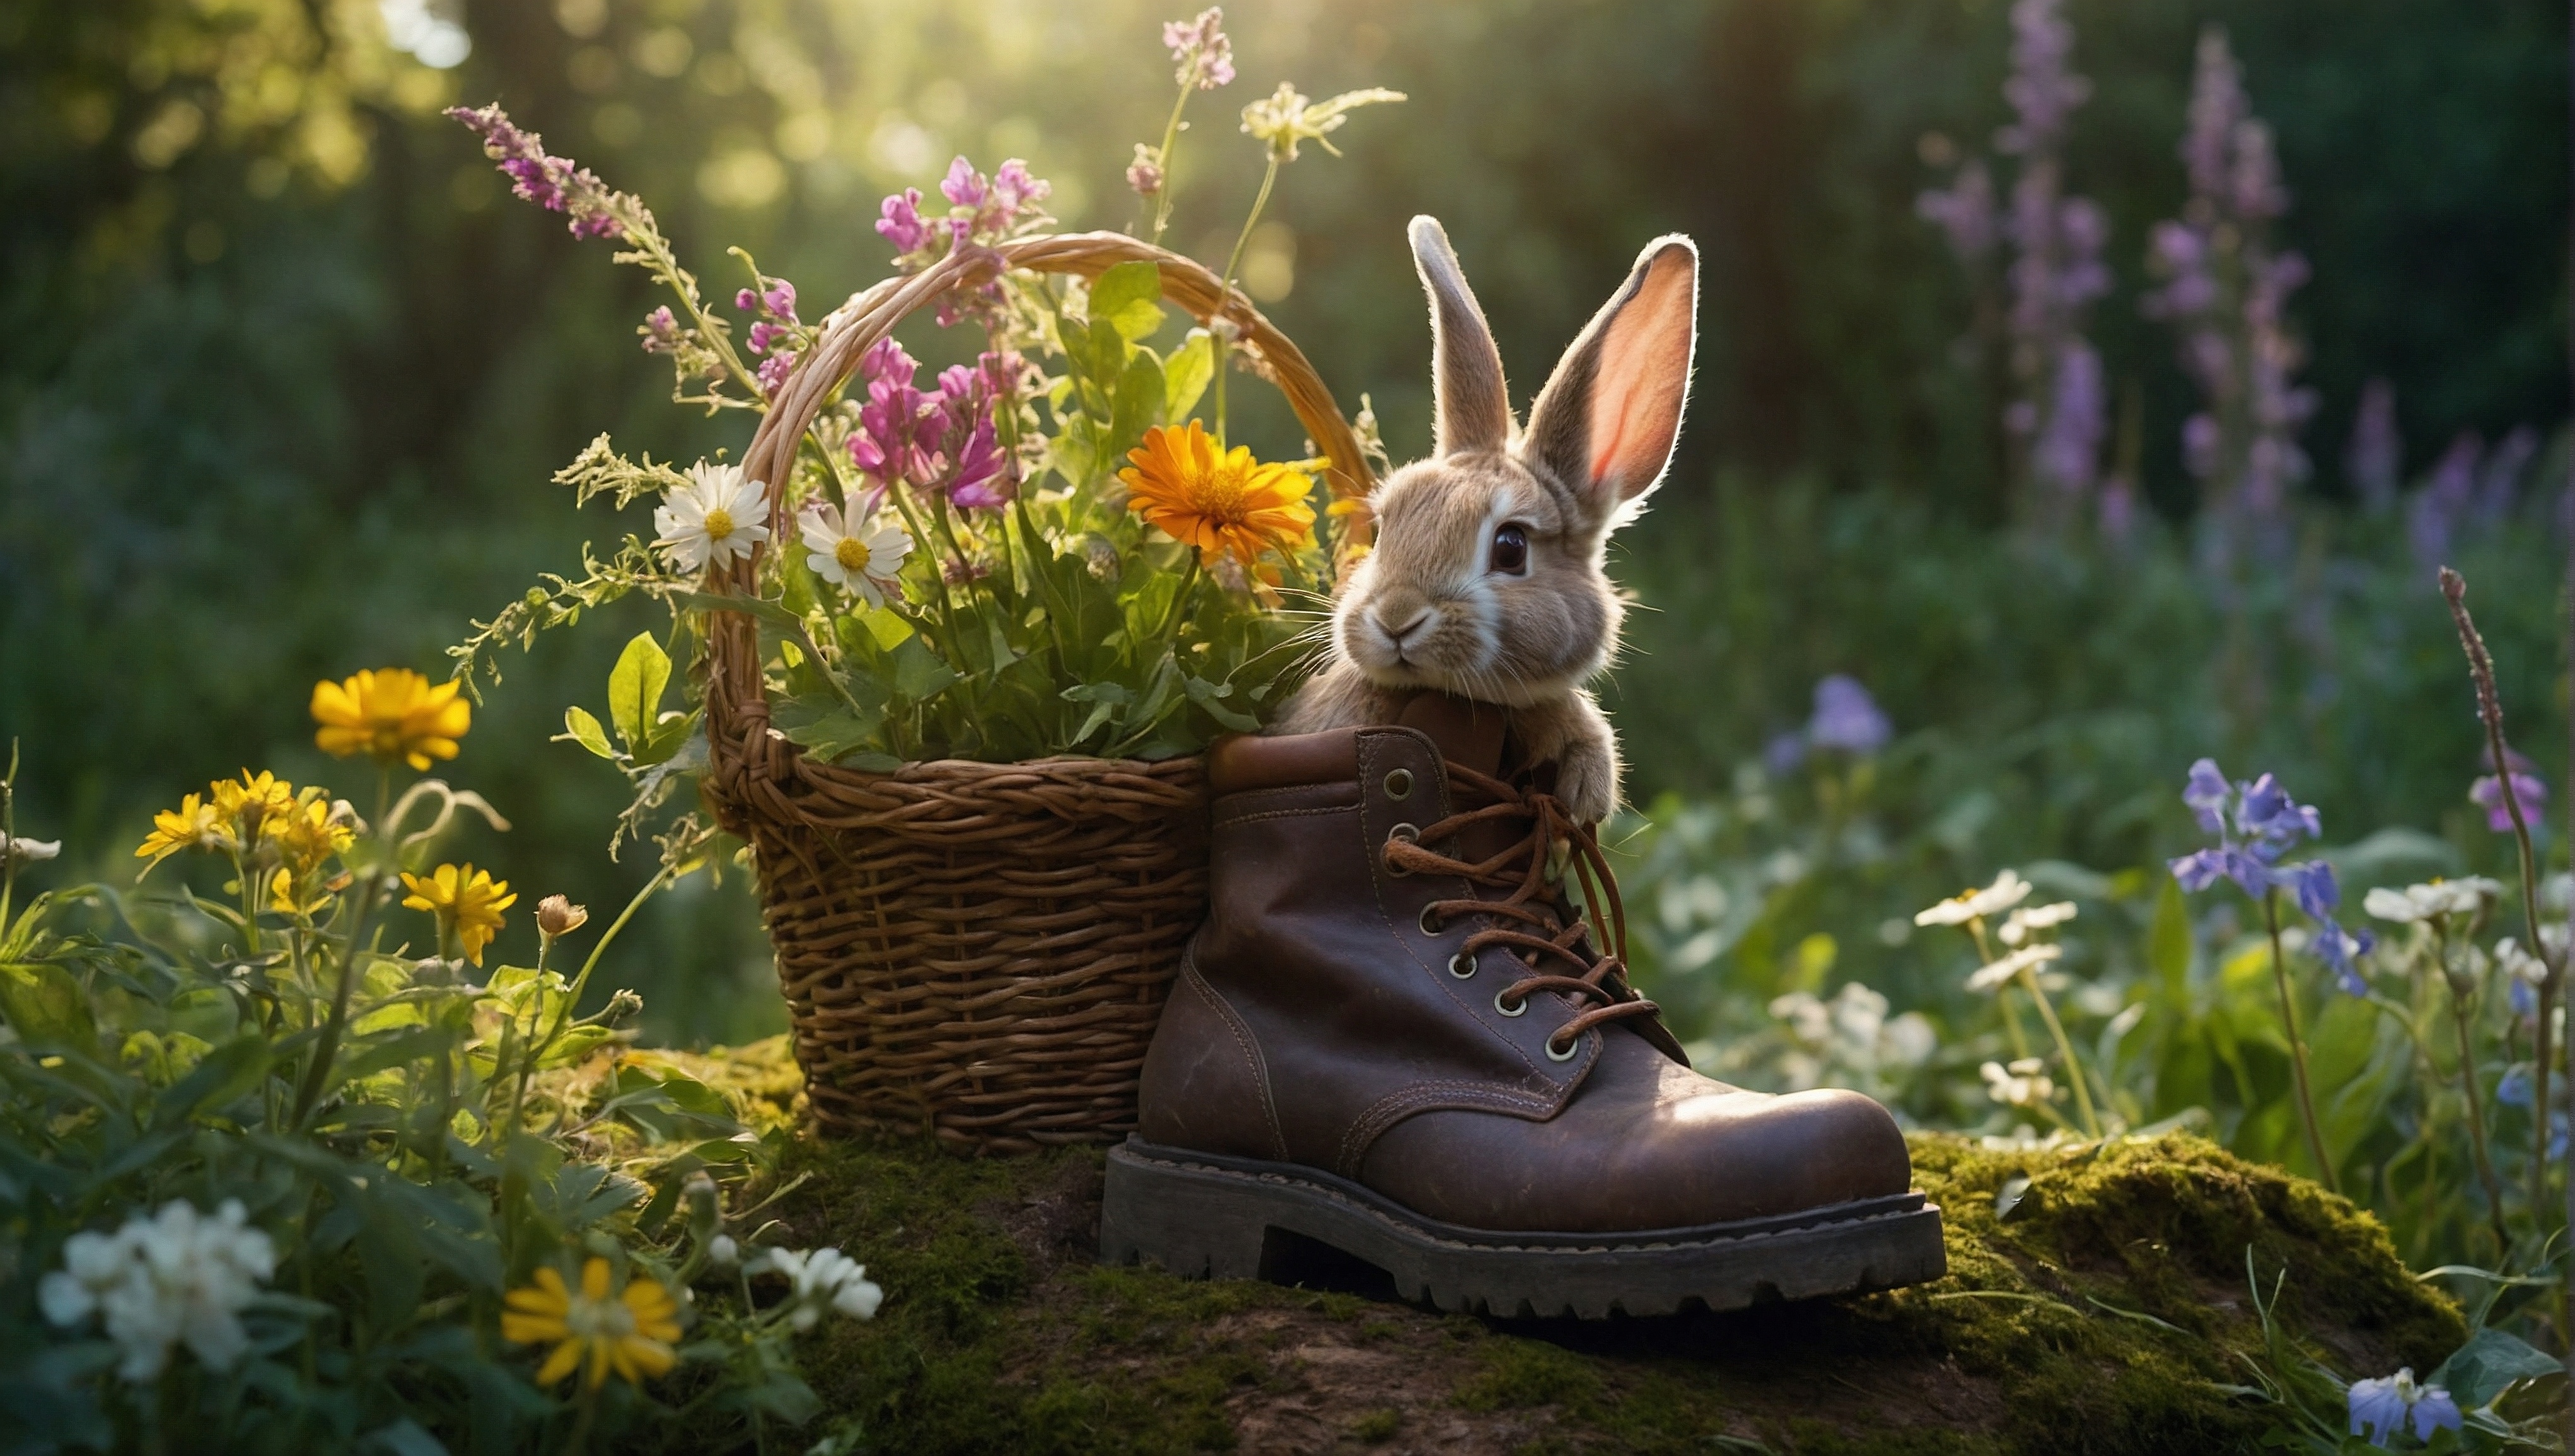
[1375,604,1434,645]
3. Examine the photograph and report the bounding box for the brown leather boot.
[1104,696,1945,1318]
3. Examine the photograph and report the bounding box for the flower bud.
[537,894,589,938]
[709,1234,739,1268]
[3,836,60,870]
[1125,144,1165,197]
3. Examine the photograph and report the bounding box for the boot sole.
[1100,1138,1946,1319]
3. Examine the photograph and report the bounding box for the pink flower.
[641,306,680,354]
[991,159,1050,216]
[757,350,797,397]
[764,281,798,321]
[940,156,989,210]
[876,187,933,254]
[945,415,1015,510]
[446,103,625,241]
[1163,8,1234,89]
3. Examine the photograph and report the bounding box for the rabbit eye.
[1489,523,1530,575]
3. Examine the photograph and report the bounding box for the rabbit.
[1276,216,1699,827]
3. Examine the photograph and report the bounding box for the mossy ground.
[642,1039,2461,1455]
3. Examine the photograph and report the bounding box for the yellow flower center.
[835,536,872,574]
[1179,459,1258,524]
[564,1293,637,1342]
[703,507,735,542]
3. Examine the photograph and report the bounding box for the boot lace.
[1381,762,1658,1057]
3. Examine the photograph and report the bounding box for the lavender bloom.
[2409,432,2482,567]
[941,156,988,210]
[945,417,1015,510]
[1916,158,1999,263]
[992,159,1050,216]
[2469,748,2547,833]
[2344,378,2402,511]
[2144,28,2313,560]
[1163,8,1235,89]
[848,340,941,486]
[1764,731,1810,777]
[1919,0,2109,532]
[2474,424,2538,524]
[447,103,627,241]
[1808,675,1893,755]
[2183,758,2233,833]
[2312,920,2373,997]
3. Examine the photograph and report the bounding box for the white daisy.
[1916,869,2035,928]
[1965,942,2061,993]
[799,499,914,608]
[653,461,771,573]
[1998,900,2079,946]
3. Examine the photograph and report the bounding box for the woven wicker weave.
[702,234,1376,1152]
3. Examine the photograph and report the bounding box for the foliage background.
[1,0,2568,1045]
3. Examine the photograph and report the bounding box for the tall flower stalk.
[1131,9,1236,243]
[2438,570,2562,1238]
[2143,27,2316,569]
[1917,0,2111,536]
[2170,760,2373,1193]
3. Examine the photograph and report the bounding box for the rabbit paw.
[1551,736,1620,826]
[1515,694,1622,825]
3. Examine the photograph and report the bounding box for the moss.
[644,1042,2461,1455]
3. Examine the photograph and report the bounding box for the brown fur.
[1277,217,1699,824]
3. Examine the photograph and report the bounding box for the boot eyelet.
[1494,990,1526,1017]
[1449,952,1477,979]
[1383,768,1414,800]
[1383,823,1419,877]
[1419,905,1444,935]
[1544,1034,1580,1062]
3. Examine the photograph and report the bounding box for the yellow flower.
[211,770,298,838]
[501,1257,681,1390]
[1119,421,1315,568]
[271,792,355,876]
[1239,83,1405,162]
[135,793,233,868]
[400,862,516,966]
[311,669,471,771]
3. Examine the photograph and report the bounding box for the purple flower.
[1916,159,1998,263]
[1128,146,1167,197]
[747,321,779,355]
[2410,432,2482,567]
[765,281,798,323]
[2470,749,2547,833]
[2347,1369,2461,1448]
[756,350,796,397]
[2312,920,2373,997]
[2278,860,2339,920]
[1163,8,1235,89]
[2033,342,2105,495]
[1807,675,1893,755]
[848,339,941,484]
[641,306,680,354]
[447,103,627,241]
[2182,758,2232,835]
[991,159,1050,216]
[941,156,988,210]
[2344,378,2402,511]
[736,287,759,311]
[2475,424,2537,524]
[2235,773,2320,850]
[944,416,1015,510]
[1764,731,1809,777]
[876,187,933,255]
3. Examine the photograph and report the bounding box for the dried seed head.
[537,894,589,937]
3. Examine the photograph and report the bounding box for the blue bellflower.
[2346,1368,2462,1447]
[2169,759,2375,995]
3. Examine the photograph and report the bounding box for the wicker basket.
[703,234,1378,1152]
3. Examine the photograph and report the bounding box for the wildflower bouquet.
[450,11,1402,802]
[0,686,885,1452]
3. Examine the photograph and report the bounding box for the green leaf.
[559,705,617,760]
[1163,329,1214,421]
[1089,260,1166,341]
[1109,347,1168,457]
[772,692,886,764]
[677,589,809,635]
[151,1033,270,1129]
[891,635,960,703]
[2429,1327,2560,1411]
[2147,876,2191,1004]
[859,604,915,652]
[1185,676,1262,732]
[607,632,672,751]
[0,959,96,1051]
[634,707,701,768]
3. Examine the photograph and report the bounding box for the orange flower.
[1119,421,1315,568]
[311,669,470,771]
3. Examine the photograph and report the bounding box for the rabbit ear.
[1409,216,1513,456]
[1521,234,1698,524]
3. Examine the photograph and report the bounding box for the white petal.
[38,1271,96,1327]
[832,1276,884,1320]
[800,513,841,556]
[807,550,851,587]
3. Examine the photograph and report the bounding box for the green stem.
[514,865,677,1133]
[289,864,387,1130]
[1155,556,1204,664]
[1,741,18,938]
[1146,61,1203,245]
[2264,889,2339,1194]
[1209,154,1281,448]
[2444,965,2513,1256]
[1967,920,2034,1062]
[2015,964,2101,1140]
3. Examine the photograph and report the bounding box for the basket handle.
[737,231,1376,557]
